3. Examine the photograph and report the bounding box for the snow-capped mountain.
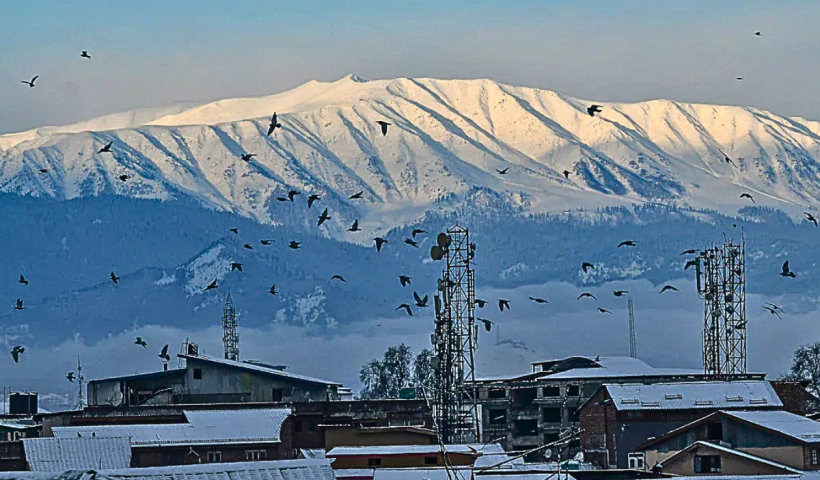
[3,75,820,236]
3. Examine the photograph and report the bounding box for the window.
[567,385,580,396]
[694,455,721,473]
[542,386,560,397]
[812,449,820,466]
[543,407,562,423]
[567,407,580,423]
[544,432,559,444]
[272,388,283,402]
[294,421,303,433]
[193,368,202,380]
[628,453,645,470]
[368,458,382,467]
[246,450,267,461]
[488,388,506,399]
[425,456,439,465]
[207,451,222,463]
[489,409,507,425]
[707,422,723,441]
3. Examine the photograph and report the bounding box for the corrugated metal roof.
[725,410,820,442]
[605,381,782,411]
[547,357,705,380]
[23,437,131,472]
[52,408,290,447]
[180,354,341,387]
[373,469,470,480]
[667,441,802,474]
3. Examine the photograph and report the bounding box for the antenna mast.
[222,293,239,361]
[628,297,637,359]
[74,356,85,410]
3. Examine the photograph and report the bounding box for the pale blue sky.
[1,0,818,134]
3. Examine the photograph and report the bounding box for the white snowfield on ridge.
[2,74,820,228]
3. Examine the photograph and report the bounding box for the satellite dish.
[430,246,444,261]
[107,390,124,407]
[544,448,553,459]
[437,233,451,248]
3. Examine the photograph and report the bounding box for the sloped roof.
[724,410,820,443]
[23,437,131,472]
[89,369,186,385]
[52,408,290,447]
[605,381,782,411]
[660,441,802,474]
[373,469,470,480]
[180,354,341,387]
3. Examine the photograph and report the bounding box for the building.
[326,444,506,470]
[23,437,132,472]
[0,422,39,442]
[323,425,437,451]
[471,356,761,457]
[580,381,784,469]
[88,352,342,407]
[653,441,803,476]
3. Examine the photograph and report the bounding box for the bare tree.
[782,342,820,397]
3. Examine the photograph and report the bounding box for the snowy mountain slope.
[2,75,820,234]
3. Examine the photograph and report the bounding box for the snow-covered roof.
[373,469,470,480]
[478,473,576,480]
[23,437,131,472]
[299,448,326,460]
[180,354,342,387]
[334,470,375,480]
[89,369,186,384]
[661,441,801,474]
[724,410,820,443]
[605,381,782,411]
[546,357,705,380]
[328,443,502,457]
[52,408,290,447]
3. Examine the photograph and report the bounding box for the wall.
[324,428,435,451]
[661,443,793,476]
[328,452,476,469]
[613,409,713,469]
[132,442,288,467]
[0,441,25,471]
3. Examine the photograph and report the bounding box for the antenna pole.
[75,356,85,410]
[222,293,239,361]
[628,297,637,359]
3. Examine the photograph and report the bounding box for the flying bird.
[307,194,320,208]
[740,193,755,203]
[496,167,509,175]
[374,237,388,252]
[260,239,274,245]
[597,308,612,314]
[288,190,300,202]
[765,302,785,313]
[582,262,595,273]
[276,197,288,202]
[349,191,364,200]
[269,285,279,295]
[14,298,24,310]
[240,153,256,162]
[204,279,218,291]
[780,260,796,278]
[118,174,131,182]
[804,212,818,227]
[80,51,91,59]
[243,243,253,250]
[230,262,243,272]
[680,249,698,255]
[587,105,603,117]
[618,241,636,248]
[684,259,699,270]
[18,275,28,286]
[736,77,743,81]
[98,142,113,154]
[21,76,38,88]
[577,292,597,301]
[10,346,25,363]
[135,337,147,348]
[289,241,301,249]
[755,31,761,36]
[660,285,679,294]
[718,149,735,167]
[562,170,571,179]
[475,299,488,308]
[229,228,239,234]
[348,220,362,232]
[411,229,426,238]
[38,169,49,173]
[376,121,391,136]
[478,318,494,332]
[317,208,331,226]
[498,299,511,312]
[396,304,413,316]
[267,113,282,136]
[331,275,346,283]
[763,305,782,319]
[66,371,76,383]
[110,272,119,284]
[158,345,171,362]
[613,290,629,297]
[528,297,549,304]
[414,292,429,307]
[404,238,419,248]
[399,275,412,287]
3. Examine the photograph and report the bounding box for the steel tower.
[222,293,239,361]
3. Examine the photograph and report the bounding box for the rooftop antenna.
[74,356,85,410]
[222,292,239,361]
[628,297,637,359]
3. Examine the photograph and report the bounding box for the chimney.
[163,363,168,372]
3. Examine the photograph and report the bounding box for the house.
[579,381,783,469]
[23,437,132,471]
[323,425,437,450]
[326,443,505,470]
[636,410,820,473]
[653,441,803,476]
[470,356,761,457]
[0,422,39,442]
[88,352,342,407]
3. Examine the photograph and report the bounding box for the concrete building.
[471,356,760,458]
[579,381,784,469]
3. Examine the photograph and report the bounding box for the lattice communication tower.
[222,293,239,361]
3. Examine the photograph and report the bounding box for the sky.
[1,0,819,134]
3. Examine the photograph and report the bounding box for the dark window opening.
[543,407,562,423]
[489,409,507,425]
[513,419,538,436]
[368,458,382,467]
[488,388,506,399]
[542,386,560,397]
[544,432,560,444]
[294,421,303,433]
[425,456,439,465]
[309,423,316,432]
[694,455,721,473]
[706,423,723,441]
[514,388,537,407]
[567,385,580,396]
[567,407,580,423]
[272,388,283,402]
[207,451,222,463]
[193,368,202,380]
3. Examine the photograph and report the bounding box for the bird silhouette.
[780,261,796,278]
[243,243,253,250]
[577,293,597,301]
[740,193,755,203]
[684,259,699,270]
[805,212,818,227]
[267,113,282,136]
[98,142,113,154]
[269,285,279,295]
[496,167,509,175]
[582,262,595,273]
[10,346,25,363]
[80,51,91,59]
[763,306,782,319]
[21,76,38,88]
[348,220,362,232]
[397,304,413,316]
[754,31,761,36]
[331,275,346,283]
[276,197,288,202]
[498,299,510,312]
[14,298,24,310]
[135,337,147,348]
[110,272,120,284]
[66,371,76,383]
[260,239,274,245]
[240,153,256,162]
[204,279,218,291]
[660,285,678,294]
[158,345,171,362]
[349,191,364,200]
[230,262,243,272]
[478,318,493,332]
[736,77,743,81]
[717,149,735,167]
[118,174,131,182]
[618,241,636,248]
[528,297,549,304]
[411,229,426,238]
[376,121,391,136]
[399,275,412,287]
[307,194,320,208]
[39,168,49,173]
[562,170,571,179]
[475,299,488,308]
[289,241,301,249]
[765,302,785,313]
[597,308,612,314]
[680,249,698,255]
[229,228,239,234]
[317,208,331,226]
[414,292,429,307]
[18,275,28,286]
[613,290,629,297]
[404,238,419,248]
[287,190,300,202]
[587,105,603,116]
[374,237,388,252]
